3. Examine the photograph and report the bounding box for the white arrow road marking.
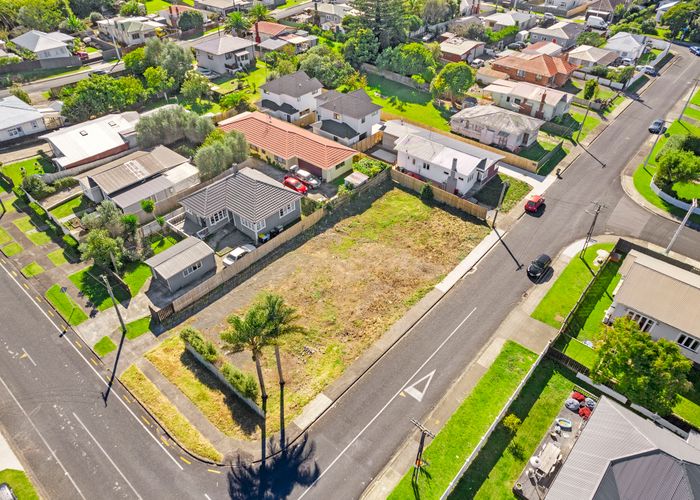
[404,370,435,403]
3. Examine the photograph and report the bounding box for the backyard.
[1,155,55,190]
[212,60,270,101]
[152,185,490,440]
[390,341,537,500]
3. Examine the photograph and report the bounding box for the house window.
[505,96,511,102]
[333,112,341,120]
[412,158,416,165]
[240,217,266,232]
[361,117,366,124]
[626,310,656,332]
[516,69,525,77]
[182,261,202,277]
[31,121,38,129]
[678,334,700,353]
[458,176,464,181]
[513,98,521,104]
[279,202,294,218]
[225,53,233,60]
[536,74,543,81]
[422,163,430,170]
[209,209,228,225]
[207,54,213,60]
[467,173,475,182]
[131,33,140,40]
[7,128,21,137]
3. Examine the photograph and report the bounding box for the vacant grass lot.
[45,284,88,325]
[450,361,595,499]
[474,174,532,213]
[390,341,537,500]
[0,469,39,500]
[146,336,261,441]
[121,365,223,462]
[187,186,490,436]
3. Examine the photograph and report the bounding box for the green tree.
[140,199,155,214]
[592,317,692,415]
[144,38,194,88]
[121,214,138,236]
[453,22,489,41]
[248,3,273,23]
[422,0,450,24]
[430,62,474,105]
[136,105,214,147]
[576,31,606,47]
[144,66,175,99]
[178,9,203,31]
[194,131,248,180]
[376,42,439,81]
[81,200,124,237]
[180,70,211,102]
[123,47,147,75]
[420,183,434,202]
[17,0,64,31]
[78,229,124,270]
[219,91,250,112]
[343,28,379,67]
[60,12,86,33]
[664,2,696,38]
[119,0,145,16]
[298,45,357,88]
[350,0,407,48]
[9,83,31,104]
[583,79,598,100]
[224,11,251,36]
[61,75,147,122]
[657,149,700,185]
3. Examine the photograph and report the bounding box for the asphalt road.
[290,51,700,499]
[0,47,697,500]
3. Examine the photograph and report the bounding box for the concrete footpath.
[0,429,23,472]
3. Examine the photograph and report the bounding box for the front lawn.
[1,156,55,187]
[0,469,39,500]
[450,361,594,499]
[213,60,270,101]
[563,79,617,101]
[21,262,44,278]
[120,365,222,462]
[68,267,130,311]
[1,242,22,257]
[474,174,532,213]
[45,284,88,325]
[569,109,602,143]
[531,243,616,329]
[47,248,70,266]
[125,316,154,340]
[365,73,453,131]
[390,341,537,500]
[123,262,152,296]
[49,195,91,220]
[144,0,170,13]
[94,336,117,356]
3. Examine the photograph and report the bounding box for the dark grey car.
[527,254,551,280]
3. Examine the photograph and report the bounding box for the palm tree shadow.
[227,433,320,499]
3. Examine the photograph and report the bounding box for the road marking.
[22,283,28,289]
[298,307,478,498]
[11,270,17,277]
[141,416,151,427]
[90,358,97,366]
[74,340,82,349]
[0,375,87,500]
[47,309,55,317]
[179,456,191,465]
[160,435,170,447]
[72,412,143,500]
[0,261,184,471]
[123,394,131,403]
[21,348,37,367]
[404,370,435,403]
[35,295,42,302]
[207,469,221,474]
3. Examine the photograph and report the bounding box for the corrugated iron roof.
[145,237,213,280]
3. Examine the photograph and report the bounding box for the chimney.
[451,157,458,174]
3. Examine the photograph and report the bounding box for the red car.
[524,195,545,213]
[283,176,308,194]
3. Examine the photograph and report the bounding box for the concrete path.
[0,429,23,472]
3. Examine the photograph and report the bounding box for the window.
[239,217,266,232]
[505,96,511,102]
[536,74,542,81]
[422,163,430,170]
[207,54,213,60]
[225,53,233,60]
[412,158,416,165]
[678,334,700,353]
[333,112,341,120]
[209,209,228,225]
[131,33,140,40]
[279,202,294,218]
[513,98,521,104]
[626,310,656,332]
[361,117,365,124]
[182,261,202,277]
[516,69,525,77]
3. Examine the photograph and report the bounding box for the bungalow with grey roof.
[0,96,49,143]
[257,70,323,122]
[10,30,73,59]
[194,35,256,75]
[450,105,544,152]
[145,237,216,293]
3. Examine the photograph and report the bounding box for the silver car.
[222,244,256,266]
[290,166,321,189]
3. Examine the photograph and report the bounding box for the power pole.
[681,79,699,120]
[641,121,667,171]
[665,199,698,255]
[491,180,510,228]
[580,201,605,259]
[410,418,435,484]
[101,275,127,335]
[576,101,592,143]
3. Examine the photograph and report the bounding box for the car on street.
[635,65,657,76]
[91,69,108,76]
[648,119,666,134]
[283,175,308,194]
[527,254,551,280]
[524,195,545,213]
[290,166,321,189]
[222,244,256,266]
[689,46,700,56]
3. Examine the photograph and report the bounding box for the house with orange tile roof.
[219,111,356,182]
[252,21,295,43]
[490,52,576,88]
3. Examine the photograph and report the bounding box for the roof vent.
[79,130,88,136]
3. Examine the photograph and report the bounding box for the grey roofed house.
[0,95,44,130]
[260,71,323,99]
[258,38,289,51]
[194,35,255,56]
[10,30,73,53]
[181,167,301,222]
[547,396,700,500]
[259,100,298,116]
[110,162,199,211]
[530,21,583,40]
[450,105,544,135]
[145,237,215,293]
[316,89,381,120]
[317,120,358,139]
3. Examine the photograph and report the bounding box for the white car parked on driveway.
[222,244,256,267]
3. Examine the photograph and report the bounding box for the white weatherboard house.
[312,89,381,147]
[484,79,572,121]
[450,105,544,152]
[604,32,647,62]
[0,96,47,143]
[605,249,700,364]
[257,71,323,122]
[528,21,584,50]
[567,44,618,68]
[194,35,256,75]
[145,237,216,293]
[394,134,501,196]
[10,30,73,59]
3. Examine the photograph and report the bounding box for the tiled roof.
[219,111,355,170]
[254,21,290,37]
[315,89,381,119]
[492,52,576,78]
[260,71,323,98]
[179,166,301,222]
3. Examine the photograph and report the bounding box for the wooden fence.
[292,112,317,128]
[352,131,383,152]
[390,168,488,220]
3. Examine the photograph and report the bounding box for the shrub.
[420,183,434,202]
[301,197,321,216]
[584,79,598,100]
[22,176,55,199]
[353,157,389,178]
[121,214,138,235]
[180,327,218,363]
[503,413,522,434]
[51,177,78,191]
[221,363,259,401]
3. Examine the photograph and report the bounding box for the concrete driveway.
[243,157,340,199]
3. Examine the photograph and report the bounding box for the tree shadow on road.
[227,433,320,499]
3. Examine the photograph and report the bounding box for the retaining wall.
[650,178,700,214]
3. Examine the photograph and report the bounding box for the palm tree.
[220,293,303,464]
[247,3,273,43]
[224,11,251,37]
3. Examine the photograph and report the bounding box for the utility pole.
[665,199,698,255]
[576,101,592,143]
[681,79,699,120]
[580,201,605,259]
[491,180,509,228]
[108,25,121,61]
[410,418,435,484]
[641,121,667,171]
[101,275,127,334]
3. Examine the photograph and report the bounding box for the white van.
[586,16,608,29]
